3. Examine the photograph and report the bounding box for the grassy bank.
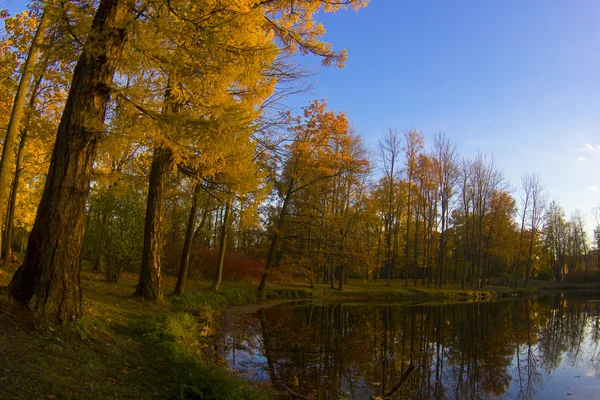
[1,260,596,399]
[0,266,276,400]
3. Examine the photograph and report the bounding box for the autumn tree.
[432,132,458,287]
[543,201,567,282]
[403,129,424,285]
[0,6,51,256]
[522,174,546,286]
[256,100,366,294]
[8,0,137,320]
[378,128,401,286]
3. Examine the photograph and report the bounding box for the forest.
[1,0,599,317]
[1,1,600,398]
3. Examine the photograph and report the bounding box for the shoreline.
[2,266,600,399]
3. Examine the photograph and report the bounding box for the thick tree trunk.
[174,182,202,295]
[0,10,50,255]
[136,146,173,301]
[2,131,26,266]
[7,0,133,320]
[211,197,232,292]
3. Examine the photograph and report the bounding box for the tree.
[0,7,51,256]
[432,132,458,287]
[522,174,546,287]
[403,129,424,285]
[544,201,567,282]
[378,128,401,286]
[593,204,600,270]
[256,100,366,295]
[8,0,137,320]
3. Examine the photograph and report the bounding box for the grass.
[0,256,595,400]
[0,264,273,400]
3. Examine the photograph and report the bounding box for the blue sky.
[3,0,599,234]
[298,0,600,234]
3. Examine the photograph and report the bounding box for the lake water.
[214,293,600,399]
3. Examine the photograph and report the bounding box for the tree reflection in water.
[215,294,600,399]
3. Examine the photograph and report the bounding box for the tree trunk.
[211,197,232,292]
[2,131,26,266]
[438,197,447,288]
[8,0,134,320]
[524,229,535,287]
[405,174,413,286]
[135,146,173,301]
[94,254,106,273]
[413,195,420,286]
[257,178,294,296]
[19,228,24,254]
[174,182,202,295]
[0,10,50,256]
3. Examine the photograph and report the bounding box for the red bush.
[162,242,267,282]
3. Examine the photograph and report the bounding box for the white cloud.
[577,156,589,162]
[583,143,600,154]
[590,184,600,193]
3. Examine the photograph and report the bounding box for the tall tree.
[8,0,136,320]
[378,128,401,286]
[523,174,546,286]
[257,100,364,295]
[432,132,457,287]
[403,129,423,285]
[0,7,50,255]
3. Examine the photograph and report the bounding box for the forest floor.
[1,257,599,399]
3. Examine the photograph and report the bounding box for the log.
[282,384,312,400]
[386,364,416,397]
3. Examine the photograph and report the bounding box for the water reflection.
[215,294,600,399]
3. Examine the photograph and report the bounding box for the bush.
[84,189,145,283]
[536,268,553,281]
[162,244,267,282]
[566,270,600,283]
[130,312,198,344]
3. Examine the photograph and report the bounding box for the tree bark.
[211,197,232,292]
[174,182,202,295]
[8,0,134,320]
[2,131,26,266]
[136,146,173,301]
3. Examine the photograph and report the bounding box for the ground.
[0,258,597,399]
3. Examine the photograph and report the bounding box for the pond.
[213,293,600,399]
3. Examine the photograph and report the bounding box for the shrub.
[536,268,553,281]
[130,312,198,345]
[162,244,267,282]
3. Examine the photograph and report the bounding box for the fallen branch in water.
[386,364,416,397]
[282,384,312,400]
